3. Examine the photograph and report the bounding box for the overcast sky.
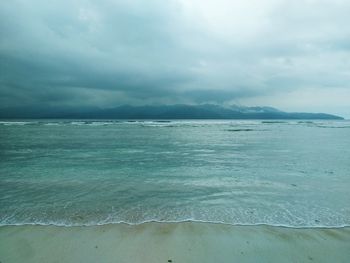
[1,0,349,117]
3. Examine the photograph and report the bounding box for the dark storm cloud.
[0,0,350,116]
[0,0,196,107]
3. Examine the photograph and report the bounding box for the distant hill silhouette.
[0,104,344,119]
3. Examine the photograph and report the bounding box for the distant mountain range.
[0,104,343,119]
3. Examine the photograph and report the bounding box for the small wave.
[89,122,115,126]
[0,121,36,126]
[43,122,61,126]
[293,120,350,129]
[1,219,349,229]
[43,121,119,126]
[70,121,88,125]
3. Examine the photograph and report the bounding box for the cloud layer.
[1,0,350,117]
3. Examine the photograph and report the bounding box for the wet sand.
[1,222,349,263]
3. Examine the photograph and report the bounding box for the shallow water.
[0,120,349,227]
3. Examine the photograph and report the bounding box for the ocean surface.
[0,120,349,227]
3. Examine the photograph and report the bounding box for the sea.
[0,119,349,228]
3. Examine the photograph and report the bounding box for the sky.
[1,0,350,117]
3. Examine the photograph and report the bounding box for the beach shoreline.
[1,222,349,263]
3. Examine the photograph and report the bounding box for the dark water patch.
[261,121,287,124]
[226,129,254,132]
[316,125,350,129]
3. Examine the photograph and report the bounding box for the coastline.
[1,222,350,263]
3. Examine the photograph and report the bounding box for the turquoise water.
[0,120,349,227]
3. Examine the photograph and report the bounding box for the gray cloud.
[1,0,350,117]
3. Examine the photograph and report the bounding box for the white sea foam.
[0,121,35,125]
[1,218,349,229]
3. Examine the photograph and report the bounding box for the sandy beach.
[1,222,349,263]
